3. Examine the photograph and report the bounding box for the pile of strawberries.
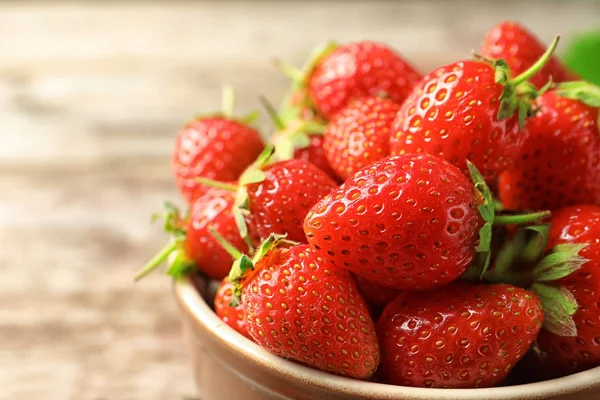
[137,21,600,389]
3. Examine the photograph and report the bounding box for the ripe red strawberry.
[134,186,248,281]
[290,135,338,181]
[304,154,483,290]
[323,96,401,180]
[353,275,402,309]
[480,21,577,90]
[214,278,251,339]
[282,41,421,120]
[533,205,600,377]
[498,89,600,211]
[200,147,338,244]
[172,89,264,203]
[390,36,560,182]
[377,283,543,388]
[229,236,380,379]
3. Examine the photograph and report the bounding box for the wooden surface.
[1,1,598,399]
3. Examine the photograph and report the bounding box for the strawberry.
[390,36,560,182]
[199,147,338,245]
[353,275,402,309]
[304,154,485,291]
[323,96,401,180]
[532,205,600,377]
[281,41,421,120]
[480,21,577,90]
[134,186,248,281]
[172,88,264,203]
[290,135,339,181]
[376,283,543,388]
[214,278,251,339]
[261,96,338,181]
[498,86,600,211]
[227,235,380,379]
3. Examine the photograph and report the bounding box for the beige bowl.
[174,276,600,400]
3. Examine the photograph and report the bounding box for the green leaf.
[476,222,492,252]
[209,227,242,259]
[166,249,195,280]
[134,241,179,282]
[243,110,260,124]
[533,243,589,282]
[233,206,249,239]
[531,283,578,337]
[522,224,550,264]
[563,29,600,87]
[228,254,255,300]
[239,169,266,186]
[274,139,295,160]
[289,132,311,149]
[493,59,510,84]
[556,81,600,107]
[467,161,494,222]
[251,233,296,264]
[494,210,551,226]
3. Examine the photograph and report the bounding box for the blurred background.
[1,1,598,399]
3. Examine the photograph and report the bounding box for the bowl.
[174,275,600,400]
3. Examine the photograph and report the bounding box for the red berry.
[480,21,576,90]
[185,186,249,279]
[534,205,600,377]
[308,41,421,119]
[377,283,543,388]
[390,60,526,182]
[304,154,482,290]
[245,159,337,243]
[324,96,400,180]
[172,117,264,202]
[498,91,600,211]
[214,278,251,339]
[240,242,380,379]
[292,135,339,181]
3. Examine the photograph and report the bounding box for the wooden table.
[1,2,597,399]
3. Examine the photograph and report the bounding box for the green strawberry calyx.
[134,202,195,282]
[259,95,326,160]
[480,226,589,337]
[213,232,297,306]
[196,146,277,253]
[276,41,339,119]
[556,80,600,108]
[475,35,560,128]
[466,161,552,277]
[189,84,259,126]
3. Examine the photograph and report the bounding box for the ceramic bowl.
[174,276,600,400]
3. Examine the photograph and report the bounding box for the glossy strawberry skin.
[498,91,600,211]
[377,283,543,388]
[246,159,338,243]
[185,186,249,280]
[292,135,339,181]
[304,154,482,290]
[534,205,600,377]
[243,244,380,379]
[214,278,251,339]
[172,117,264,203]
[480,21,576,90]
[309,41,422,119]
[324,97,401,180]
[390,60,525,182]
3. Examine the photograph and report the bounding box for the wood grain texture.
[1,1,598,399]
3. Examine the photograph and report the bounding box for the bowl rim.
[175,276,600,400]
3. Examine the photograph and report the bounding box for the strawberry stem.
[494,210,551,225]
[259,95,286,130]
[511,35,561,86]
[221,84,235,119]
[195,177,238,192]
[274,59,304,82]
[209,228,243,259]
[134,241,178,282]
